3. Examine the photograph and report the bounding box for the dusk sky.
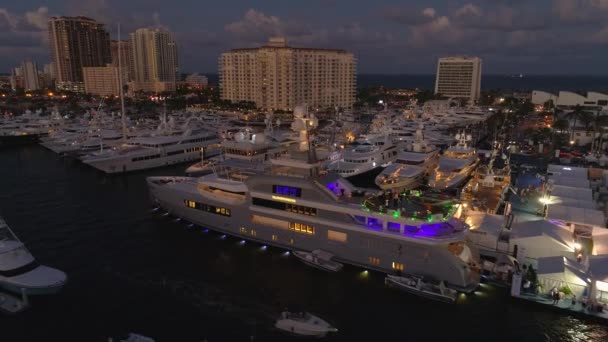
[1,0,608,75]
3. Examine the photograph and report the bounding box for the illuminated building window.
[392,262,404,271]
[288,238,295,245]
[250,229,257,237]
[272,234,278,241]
[368,257,380,265]
[239,227,247,234]
[289,222,315,235]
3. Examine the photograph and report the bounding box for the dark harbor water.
[1,145,607,342]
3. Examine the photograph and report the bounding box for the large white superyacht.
[82,116,220,173]
[428,131,479,190]
[147,107,481,292]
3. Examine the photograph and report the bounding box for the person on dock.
[550,287,559,305]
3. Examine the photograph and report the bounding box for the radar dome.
[234,132,245,142]
[466,134,473,141]
[293,105,306,118]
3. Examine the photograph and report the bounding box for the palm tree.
[593,114,608,153]
[565,104,584,143]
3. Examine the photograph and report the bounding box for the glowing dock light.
[162,212,170,216]
[283,251,290,256]
[260,245,268,251]
[539,197,551,205]
[239,240,246,245]
[174,217,181,222]
[203,229,209,233]
[220,234,226,239]
[187,223,194,228]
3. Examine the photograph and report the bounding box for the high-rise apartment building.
[219,37,356,111]
[83,66,120,96]
[21,60,41,91]
[48,16,111,92]
[434,56,482,103]
[129,28,179,92]
[110,40,133,83]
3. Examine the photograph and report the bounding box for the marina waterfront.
[1,145,607,341]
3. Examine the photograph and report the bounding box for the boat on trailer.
[275,311,338,337]
[292,250,344,272]
[385,274,458,303]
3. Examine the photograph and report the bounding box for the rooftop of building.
[226,37,350,54]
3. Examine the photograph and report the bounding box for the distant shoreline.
[199,73,608,92]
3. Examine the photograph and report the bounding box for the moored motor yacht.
[328,134,397,178]
[275,311,338,337]
[375,125,439,191]
[0,217,67,295]
[428,131,479,189]
[147,106,481,293]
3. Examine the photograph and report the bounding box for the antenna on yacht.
[117,24,128,142]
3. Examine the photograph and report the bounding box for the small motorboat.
[275,311,338,337]
[384,274,458,303]
[0,217,67,295]
[115,333,155,342]
[292,250,343,272]
[0,288,29,314]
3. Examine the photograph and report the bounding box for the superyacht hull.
[147,177,480,293]
[85,149,220,174]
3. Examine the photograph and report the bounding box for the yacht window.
[183,199,231,217]
[0,260,40,277]
[367,217,383,230]
[327,230,347,243]
[272,185,302,197]
[387,222,401,233]
[252,197,316,216]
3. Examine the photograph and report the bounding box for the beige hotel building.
[434,56,482,103]
[219,38,356,111]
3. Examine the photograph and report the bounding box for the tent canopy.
[545,204,605,227]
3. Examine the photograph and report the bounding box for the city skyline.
[1,0,608,75]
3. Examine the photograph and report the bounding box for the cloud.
[552,0,608,23]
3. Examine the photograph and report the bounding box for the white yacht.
[328,135,397,178]
[375,126,439,191]
[0,217,67,295]
[275,311,338,337]
[147,106,481,293]
[82,127,220,173]
[186,125,288,175]
[428,131,479,189]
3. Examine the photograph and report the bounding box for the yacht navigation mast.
[118,24,127,141]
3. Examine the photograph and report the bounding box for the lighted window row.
[289,222,315,235]
[252,197,317,216]
[183,199,231,217]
